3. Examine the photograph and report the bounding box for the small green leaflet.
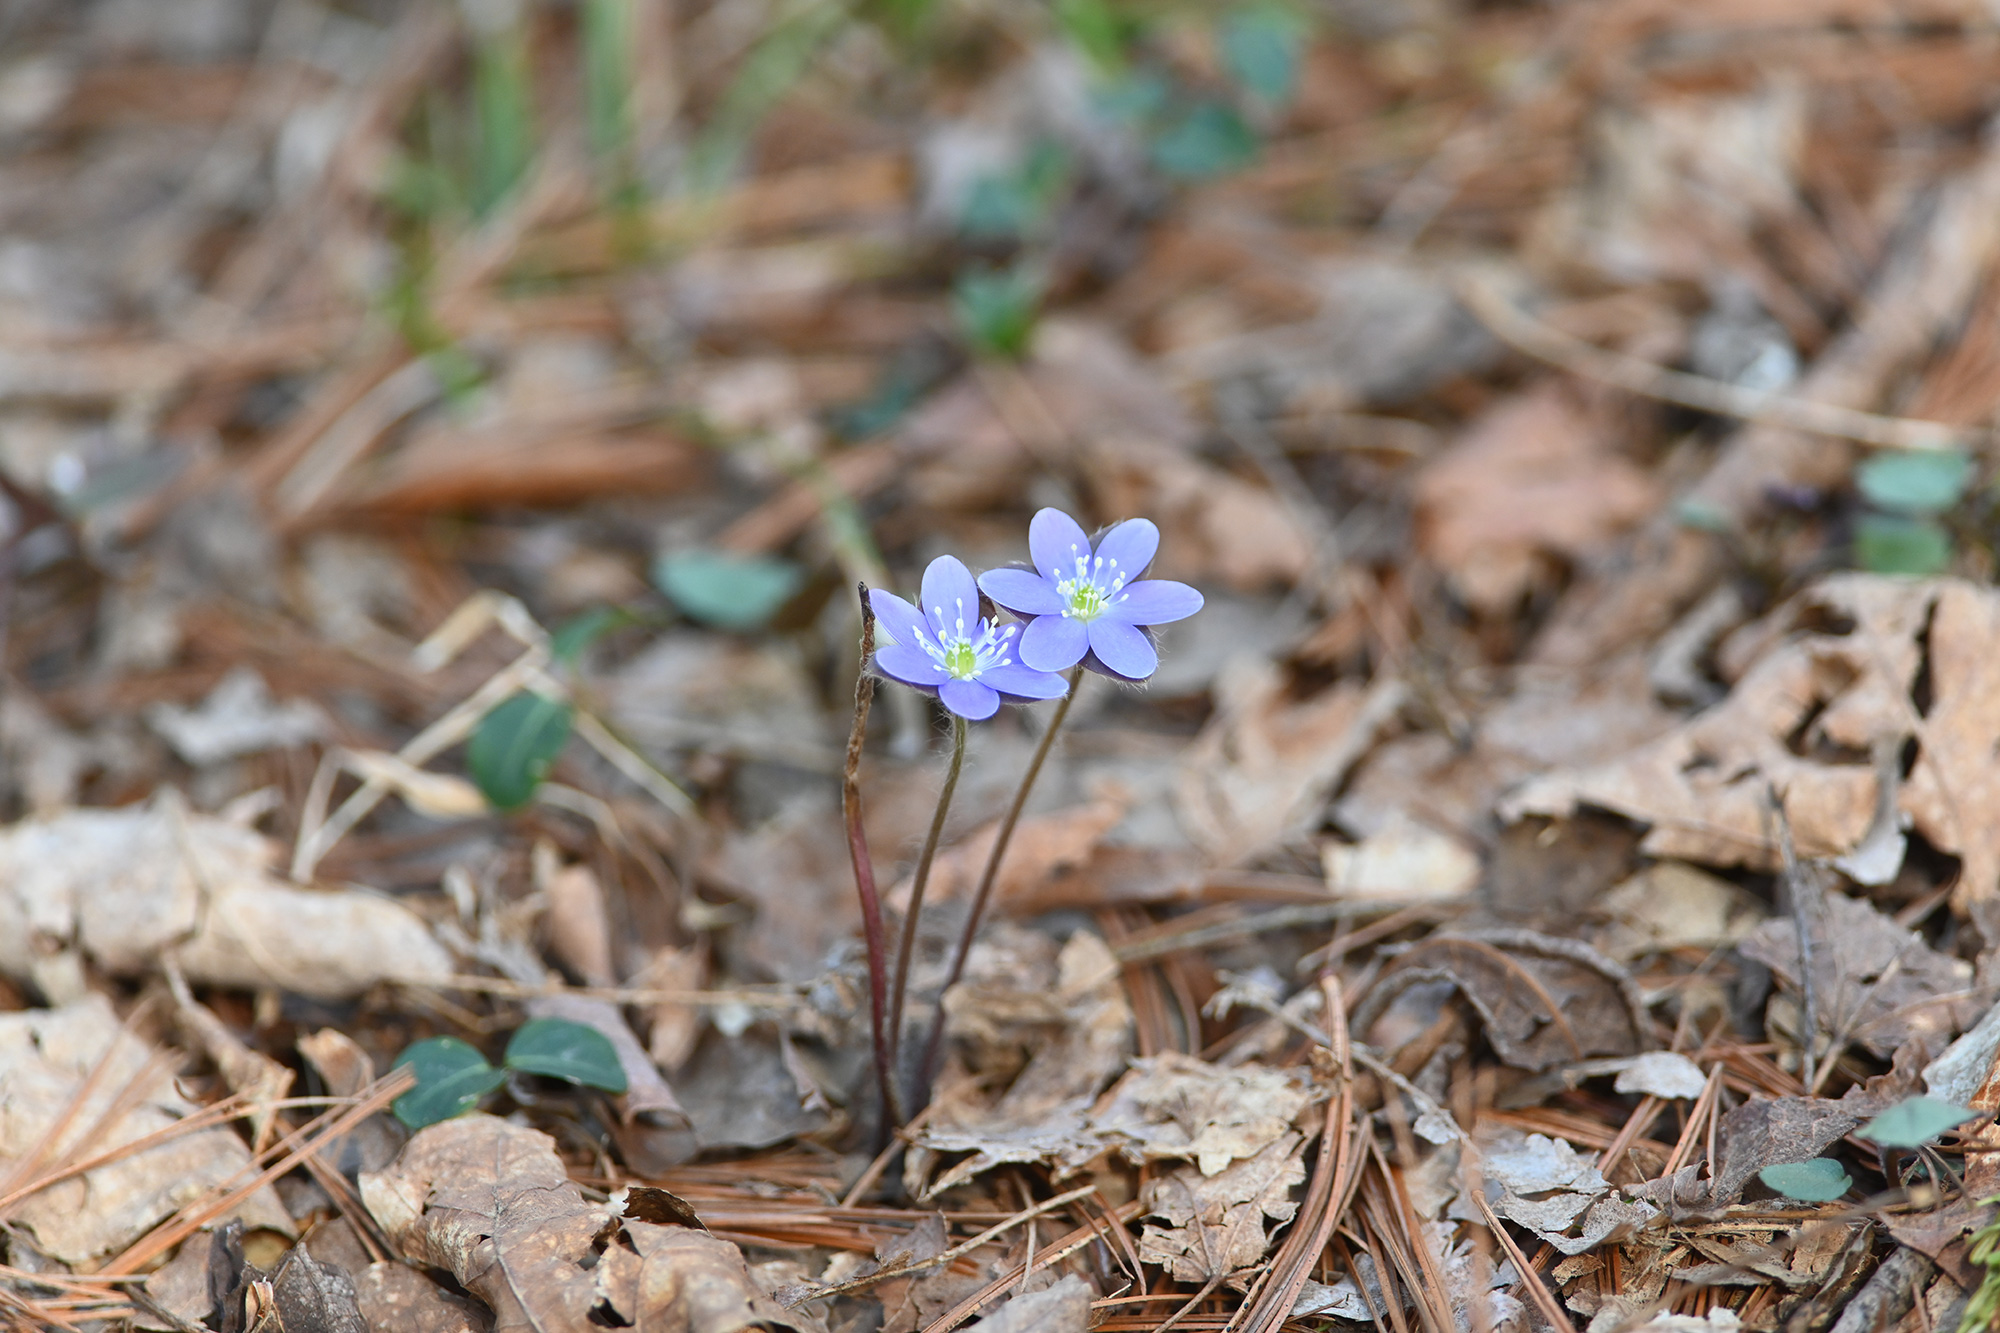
[468,691,574,811]
[1757,1158,1852,1203]
[391,1037,507,1129]
[1861,1094,1979,1148]
[1856,514,1952,576]
[653,549,803,632]
[504,1017,628,1092]
[1151,102,1257,180]
[1856,449,1973,516]
[1220,8,1304,106]
[953,269,1041,361]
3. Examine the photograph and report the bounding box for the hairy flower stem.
[842,585,904,1135]
[887,713,967,1115]
[916,666,1085,1100]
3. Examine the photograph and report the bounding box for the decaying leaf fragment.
[1354,930,1648,1071]
[360,1115,813,1333]
[1456,1129,1659,1257]
[0,997,293,1266]
[1137,1133,1306,1284]
[1510,576,2000,929]
[0,794,453,1000]
[1092,1053,1319,1177]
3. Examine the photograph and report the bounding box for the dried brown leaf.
[1739,889,1977,1059]
[360,1116,810,1333]
[0,795,452,1000]
[1415,385,1660,615]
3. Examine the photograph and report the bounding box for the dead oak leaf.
[1511,576,2000,932]
[1706,1097,1859,1207]
[1137,1133,1306,1284]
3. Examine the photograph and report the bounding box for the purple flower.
[869,555,1070,721]
[977,509,1203,680]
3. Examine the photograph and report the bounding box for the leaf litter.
[11,1,2000,1330]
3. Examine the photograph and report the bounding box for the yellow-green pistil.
[1056,552,1129,622]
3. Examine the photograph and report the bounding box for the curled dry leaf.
[359,1115,814,1333]
[1511,575,2000,931]
[0,997,292,1266]
[0,794,452,1000]
[1354,930,1648,1072]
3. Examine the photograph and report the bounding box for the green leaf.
[1151,102,1258,180]
[1220,8,1304,105]
[503,1018,629,1092]
[1856,514,1952,576]
[391,1037,506,1129]
[1857,450,1973,516]
[1757,1158,1852,1202]
[952,268,1041,361]
[1862,1094,1979,1148]
[550,607,634,666]
[467,691,574,811]
[654,549,804,631]
[470,30,535,219]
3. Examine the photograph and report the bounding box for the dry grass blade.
[1458,275,1975,451]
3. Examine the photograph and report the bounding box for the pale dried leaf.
[146,666,326,765]
[1321,813,1481,902]
[1093,1053,1318,1177]
[0,795,453,999]
[961,1274,1092,1333]
[0,998,292,1264]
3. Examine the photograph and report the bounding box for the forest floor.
[7,0,2000,1330]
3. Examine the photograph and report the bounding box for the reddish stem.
[843,584,904,1135]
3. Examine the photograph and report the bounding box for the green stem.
[886,712,967,1114]
[917,667,1084,1099]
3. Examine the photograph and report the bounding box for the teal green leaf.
[503,1018,629,1092]
[952,268,1041,360]
[467,691,574,811]
[654,549,804,631]
[1757,1158,1852,1202]
[391,1037,506,1129]
[1856,514,1952,576]
[1862,1095,1978,1148]
[550,606,634,665]
[1151,103,1257,180]
[1857,450,1972,516]
[1220,9,1304,105]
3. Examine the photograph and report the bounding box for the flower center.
[1057,551,1128,622]
[920,598,1016,681]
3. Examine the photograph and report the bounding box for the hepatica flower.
[978,509,1203,680]
[870,556,1069,721]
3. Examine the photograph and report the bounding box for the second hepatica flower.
[978,509,1203,680]
[870,555,1070,721]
